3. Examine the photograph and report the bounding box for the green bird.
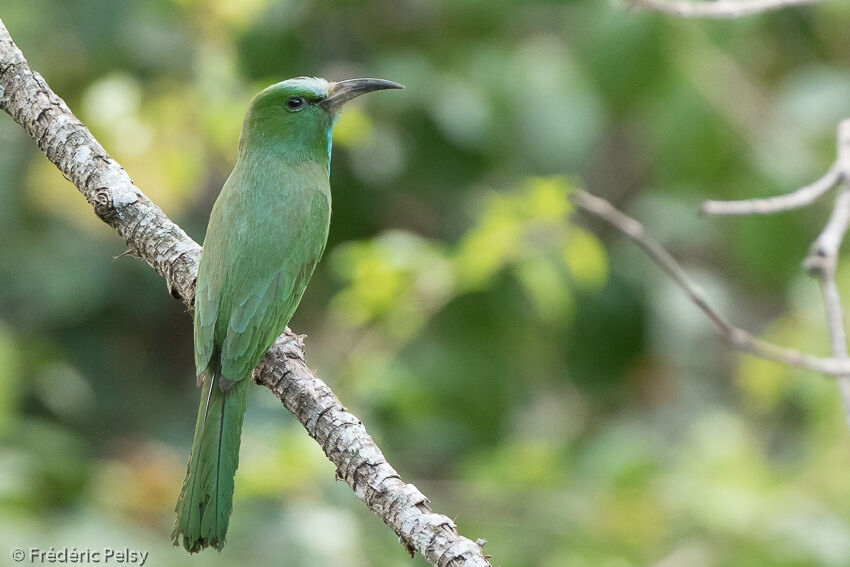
[172,76,402,553]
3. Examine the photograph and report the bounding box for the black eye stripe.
[286,97,306,109]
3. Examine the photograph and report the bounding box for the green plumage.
[172,76,402,553]
[174,361,247,552]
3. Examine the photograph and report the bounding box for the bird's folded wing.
[220,263,305,382]
[194,278,219,379]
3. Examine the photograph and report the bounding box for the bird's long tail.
[172,365,248,552]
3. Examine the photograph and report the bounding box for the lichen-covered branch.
[0,21,199,303]
[0,17,490,567]
[256,335,490,566]
[627,0,823,19]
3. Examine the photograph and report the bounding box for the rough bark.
[0,17,491,567]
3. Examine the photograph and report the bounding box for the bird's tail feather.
[172,364,248,552]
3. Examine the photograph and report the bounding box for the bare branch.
[0,18,491,567]
[838,119,850,168]
[570,189,850,375]
[805,189,850,276]
[701,121,850,217]
[701,164,841,215]
[700,120,850,424]
[627,0,823,19]
[804,188,850,424]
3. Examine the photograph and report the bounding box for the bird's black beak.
[322,78,404,111]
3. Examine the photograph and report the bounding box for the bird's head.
[239,76,403,162]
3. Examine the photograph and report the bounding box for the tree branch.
[0,18,490,567]
[632,0,850,422]
[703,120,850,423]
[701,164,841,215]
[570,189,850,376]
[804,188,850,424]
[573,119,850,426]
[626,0,823,19]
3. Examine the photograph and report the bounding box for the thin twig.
[805,187,850,424]
[703,119,850,425]
[570,189,850,375]
[805,189,850,276]
[701,164,841,215]
[627,0,823,19]
[0,17,491,567]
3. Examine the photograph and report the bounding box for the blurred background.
[2,0,850,565]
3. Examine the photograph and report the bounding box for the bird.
[172,76,403,553]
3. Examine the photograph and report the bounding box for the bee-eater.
[172,76,403,552]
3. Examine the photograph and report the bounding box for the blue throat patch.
[326,128,333,177]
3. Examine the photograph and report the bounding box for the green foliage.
[3,1,850,566]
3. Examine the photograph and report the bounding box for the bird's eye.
[285,97,305,110]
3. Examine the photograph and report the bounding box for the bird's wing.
[219,259,316,383]
[219,186,329,384]
[195,179,330,387]
[194,276,219,380]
